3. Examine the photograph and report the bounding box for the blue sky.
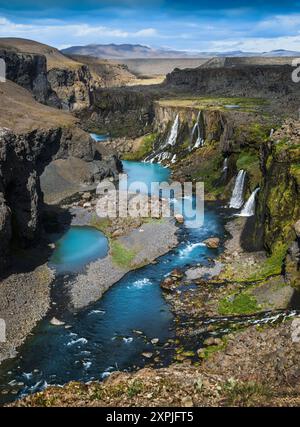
[1,1,300,51]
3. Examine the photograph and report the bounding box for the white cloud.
[208,34,300,52]
[0,16,159,45]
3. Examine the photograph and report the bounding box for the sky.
[1,1,300,52]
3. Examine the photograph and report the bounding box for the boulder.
[175,214,184,224]
[203,237,220,249]
[170,268,183,279]
[50,317,65,326]
[160,277,176,292]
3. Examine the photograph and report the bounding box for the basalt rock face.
[165,65,300,100]
[0,125,117,274]
[78,88,156,138]
[245,127,300,285]
[47,65,98,111]
[0,48,60,107]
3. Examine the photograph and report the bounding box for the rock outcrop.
[0,80,122,274]
[0,47,59,107]
[165,64,300,101]
[78,88,155,138]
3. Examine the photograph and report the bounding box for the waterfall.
[238,188,260,217]
[166,114,179,146]
[190,111,204,150]
[222,158,228,172]
[269,128,274,138]
[229,170,246,209]
[193,135,204,149]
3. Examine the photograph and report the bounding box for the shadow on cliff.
[1,204,72,280]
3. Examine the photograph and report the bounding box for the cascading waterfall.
[222,158,228,172]
[190,111,204,150]
[145,115,179,164]
[238,188,260,217]
[229,170,246,209]
[166,114,179,146]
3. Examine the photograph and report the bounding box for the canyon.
[0,37,299,407]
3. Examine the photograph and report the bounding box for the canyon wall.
[78,88,156,137]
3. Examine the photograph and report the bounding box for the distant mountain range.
[61,44,300,59]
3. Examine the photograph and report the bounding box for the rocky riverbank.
[11,212,300,407]
[0,263,54,363]
[51,191,179,309]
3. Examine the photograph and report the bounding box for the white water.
[191,111,204,150]
[238,187,260,217]
[229,170,246,209]
[222,158,228,172]
[166,114,179,146]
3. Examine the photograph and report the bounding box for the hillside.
[0,37,81,71]
[66,54,137,87]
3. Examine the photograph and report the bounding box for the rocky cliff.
[78,88,156,137]
[165,65,300,115]
[0,80,122,274]
[0,47,59,107]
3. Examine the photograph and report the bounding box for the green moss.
[247,242,287,281]
[110,240,136,268]
[219,293,260,315]
[198,339,227,359]
[127,380,143,398]
[122,133,157,161]
[236,151,261,186]
[223,380,272,407]
[158,97,268,113]
[191,149,225,199]
[89,216,112,236]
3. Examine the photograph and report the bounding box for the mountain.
[61,44,300,59]
[61,44,193,58]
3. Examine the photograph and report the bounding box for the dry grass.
[0,37,82,70]
[0,80,75,132]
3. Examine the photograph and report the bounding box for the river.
[0,159,226,404]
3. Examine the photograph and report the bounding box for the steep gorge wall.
[0,125,98,273]
[151,104,299,281]
[78,88,155,137]
[165,65,300,100]
[0,48,60,107]
[47,65,99,111]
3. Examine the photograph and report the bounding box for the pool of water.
[49,227,109,274]
[0,161,226,403]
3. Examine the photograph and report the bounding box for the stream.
[0,157,294,404]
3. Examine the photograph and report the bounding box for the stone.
[203,237,220,249]
[294,220,300,238]
[50,317,65,326]
[170,268,183,279]
[203,337,223,347]
[142,352,153,359]
[83,202,91,209]
[175,214,184,224]
[160,277,175,292]
[82,192,92,201]
[112,229,123,238]
[151,338,159,345]
[181,396,194,407]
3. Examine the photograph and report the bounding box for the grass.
[110,240,137,269]
[89,216,112,236]
[122,133,157,161]
[157,97,268,113]
[219,293,260,315]
[198,340,227,360]
[236,151,259,171]
[223,379,272,407]
[247,242,287,281]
